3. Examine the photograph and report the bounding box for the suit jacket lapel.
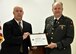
[12,19,22,33]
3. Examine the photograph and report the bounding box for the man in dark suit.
[44,2,74,54]
[0,6,32,54]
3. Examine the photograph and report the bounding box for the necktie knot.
[54,19,57,24]
[55,19,57,21]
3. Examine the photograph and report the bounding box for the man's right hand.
[23,32,30,40]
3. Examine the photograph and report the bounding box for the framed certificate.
[30,33,48,46]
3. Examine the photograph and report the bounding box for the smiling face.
[13,6,24,21]
[52,2,63,18]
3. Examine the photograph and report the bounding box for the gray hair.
[52,2,63,8]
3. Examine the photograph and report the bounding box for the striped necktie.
[19,22,23,53]
[19,22,22,32]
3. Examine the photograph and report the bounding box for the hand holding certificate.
[30,33,48,46]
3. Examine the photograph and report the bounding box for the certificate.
[30,33,48,46]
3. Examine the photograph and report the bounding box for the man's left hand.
[45,42,57,49]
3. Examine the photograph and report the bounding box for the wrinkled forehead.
[13,6,23,11]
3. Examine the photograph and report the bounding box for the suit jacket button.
[51,32,53,34]
[64,48,66,50]
[52,28,54,30]
[51,37,53,39]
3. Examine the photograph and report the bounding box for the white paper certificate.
[30,33,48,46]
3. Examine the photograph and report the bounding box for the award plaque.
[30,33,48,46]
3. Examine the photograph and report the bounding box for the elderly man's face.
[52,3,63,18]
[13,7,24,20]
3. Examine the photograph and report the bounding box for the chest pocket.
[55,24,67,34]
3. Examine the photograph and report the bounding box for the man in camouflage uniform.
[44,2,74,54]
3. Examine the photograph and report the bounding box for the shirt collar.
[14,19,23,28]
[14,19,23,25]
[54,16,61,20]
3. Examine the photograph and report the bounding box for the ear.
[23,12,24,14]
[52,8,53,12]
[62,8,63,11]
[13,11,14,15]
[23,11,24,15]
